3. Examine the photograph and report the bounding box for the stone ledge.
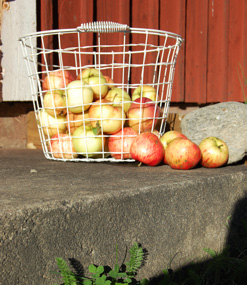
[0,149,247,284]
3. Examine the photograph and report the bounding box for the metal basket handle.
[77,21,129,33]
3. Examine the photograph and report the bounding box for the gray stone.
[181,102,247,164]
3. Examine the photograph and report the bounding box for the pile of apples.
[39,68,229,169]
[39,68,161,160]
[132,130,229,169]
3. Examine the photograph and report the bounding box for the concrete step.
[0,149,247,284]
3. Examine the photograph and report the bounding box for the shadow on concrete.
[60,194,247,285]
[149,194,247,285]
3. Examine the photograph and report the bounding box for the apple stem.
[138,162,142,167]
[113,93,119,101]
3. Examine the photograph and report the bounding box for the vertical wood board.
[2,0,36,101]
[207,0,230,103]
[96,0,131,86]
[130,0,159,93]
[160,0,186,102]
[228,0,247,102]
[185,0,208,103]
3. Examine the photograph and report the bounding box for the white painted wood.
[2,0,36,101]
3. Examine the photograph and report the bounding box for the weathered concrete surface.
[0,149,247,284]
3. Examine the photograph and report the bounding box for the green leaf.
[109,270,118,279]
[117,272,127,278]
[96,265,104,274]
[89,264,97,273]
[55,257,77,285]
[92,122,101,135]
[203,247,218,258]
[95,275,107,285]
[83,280,93,285]
[114,264,120,272]
[140,278,150,285]
[124,277,132,283]
[126,242,144,276]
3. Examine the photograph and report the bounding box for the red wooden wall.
[39,0,247,104]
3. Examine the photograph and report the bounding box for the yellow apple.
[43,90,67,117]
[38,109,67,136]
[88,99,126,134]
[66,80,94,113]
[105,87,131,114]
[132,85,158,102]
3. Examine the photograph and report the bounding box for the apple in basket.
[66,80,94,113]
[66,111,90,135]
[130,132,164,166]
[132,85,158,102]
[49,133,78,159]
[108,127,138,159]
[199,136,229,168]
[88,99,126,134]
[38,109,67,137]
[77,68,108,100]
[43,90,67,117]
[160,131,187,164]
[72,125,105,157]
[103,75,115,89]
[105,87,132,114]
[165,137,201,170]
[127,97,161,133]
[43,70,75,91]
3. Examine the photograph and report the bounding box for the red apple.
[199,136,229,168]
[127,97,161,133]
[49,133,78,159]
[108,127,138,159]
[165,137,201,170]
[43,70,75,91]
[130,132,164,166]
[103,75,115,89]
[160,131,187,164]
[88,99,126,134]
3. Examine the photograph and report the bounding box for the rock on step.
[181,102,247,164]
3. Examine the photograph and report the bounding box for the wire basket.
[19,21,183,162]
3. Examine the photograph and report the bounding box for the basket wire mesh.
[19,21,183,162]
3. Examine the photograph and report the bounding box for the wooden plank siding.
[38,0,247,104]
[160,0,186,102]
[207,0,230,103]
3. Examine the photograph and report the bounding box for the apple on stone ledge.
[199,136,229,168]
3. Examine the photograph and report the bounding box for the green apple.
[132,85,158,102]
[105,87,131,113]
[77,68,108,100]
[72,125,105,157]
[77,68,103,80]
[87,75,109,100]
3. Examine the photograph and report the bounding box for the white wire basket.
[19,21,183,162]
